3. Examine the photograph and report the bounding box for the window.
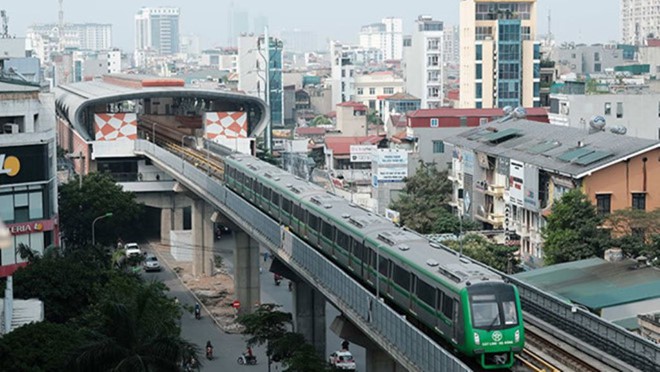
[441,292,454,320]
[322,221,334,240]
[430,118,439,127]
[475,27,493,40]
[294,204,305,221]
[433,141,445,153]
[352,241,365,262]
[271,192,280,207]
[427,70,440,82]
[369,87,376,95]
[308,213,320,231]
[282,198,292,214]
[427,38,440,50]
[427,55,439,67]
[596,194,611,215]
[357,87,363,95]
[336,230,349,250]
[476,45,482,61]
[415,279,435,307]
[392,264,410,290]
[476,83,482,99]
[428,86,439,98]
[476,64,482,79]
[632,193,646,210]
[594,63,601,72]
[383,87,394,94]
[594,52,600,62]
[378,256,390,276]
[616,102,623,118]
[604,102,611,115]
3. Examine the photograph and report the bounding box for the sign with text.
[350,145,376,162]
[376,167,407,182]
[7,218,56,236]
[0,144,49,186]
[375,149,408,166]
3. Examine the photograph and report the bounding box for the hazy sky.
[5,0,619,50]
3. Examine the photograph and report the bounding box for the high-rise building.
[443,24,460,65]
[228,4,250,47]
[459,0,539,109]
[359,17,403,60]
[403,16,445,109]
[135,7,180,55]
[622,0,660,45]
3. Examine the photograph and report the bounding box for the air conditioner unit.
[3,123,19,134]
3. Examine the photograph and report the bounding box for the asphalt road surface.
[145,233,366,371]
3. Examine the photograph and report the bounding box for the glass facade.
[497,19,522,108]
[268,38,284,127]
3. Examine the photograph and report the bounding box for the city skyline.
[5,0,618,51]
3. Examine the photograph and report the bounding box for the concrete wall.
[170,230,193,261]
[410,127,472,170]
[584,147,660,212]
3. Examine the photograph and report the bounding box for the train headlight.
[473,332,480,345]
[514,330,520,343]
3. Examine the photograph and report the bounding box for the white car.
[125,242,142,257]
[143,254,161,272]
[329,350,356,371]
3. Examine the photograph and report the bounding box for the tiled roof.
[324,135,385,155]
[445,119,660,178]
[337,101,368,110]
[408,107,548,118]
[385,92,420,101]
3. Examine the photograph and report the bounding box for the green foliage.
[542,189,608,265]
[273,333,330,371]
[606,208,660,261]
[310,115,332,127]
[445,234,520,273]
[390,161,480,234]
[237,303,292,354]
[366,110,383,126]
[12,249,113,323]
[0,322,88,372]
[59,172,144,247]
[214,255,224,268]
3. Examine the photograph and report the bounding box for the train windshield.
[468,284,519,330]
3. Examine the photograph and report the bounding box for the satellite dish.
[589,115,606,131]
[503,106,514,115]
[512,106,527,119]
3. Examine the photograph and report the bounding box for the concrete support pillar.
[192,199,214,277]
[293,280,326,356]
[173,208,184,231]
[366,348,406,372]
[234,230,260,315]
[160,208,172,245]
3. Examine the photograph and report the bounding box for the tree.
[366,110,383,126]
[70,280,195,372]
[272,333,331,372]
[390,161,480,234]
[59,172,143,247]
[310,115,331,127]
[606,208,660,260]
[0,322,88,372]
[542,189,608,265]
[445,234,520,273]
[237,303,292,368]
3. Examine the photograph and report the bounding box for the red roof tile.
[324,135,385,155]
[407,107,548,118]
[337,101,368,111]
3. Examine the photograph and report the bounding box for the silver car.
[143,254,161,272]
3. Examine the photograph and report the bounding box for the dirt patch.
[152,243,244,334]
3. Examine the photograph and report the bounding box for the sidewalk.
[149,240,242,333]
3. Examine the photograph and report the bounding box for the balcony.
[448,171,462,183]
[485,184,505,197]
[475,211,504,228]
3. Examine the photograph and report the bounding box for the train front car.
[461,282,524,369]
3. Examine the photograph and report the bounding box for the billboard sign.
[509,160,524,207]
[0,144,49,185]
[350,145,376,162]
[376,167,407,182]
[375,149,408,166]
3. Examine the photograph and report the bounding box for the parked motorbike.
[237,354,257,365]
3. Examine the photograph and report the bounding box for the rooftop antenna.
[58,0,64,51]
[0,10,9,39]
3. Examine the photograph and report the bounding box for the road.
[145,232,366,371]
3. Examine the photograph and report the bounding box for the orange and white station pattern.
[94,113,138,141]
[203,112,248,140]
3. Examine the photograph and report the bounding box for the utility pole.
[264,26,272,153]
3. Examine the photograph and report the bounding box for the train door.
[454,298,464,345]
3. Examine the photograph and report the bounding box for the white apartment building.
[354,71,405,111]
[403,15,445,109]
[330,41,356,107]
[27,23,112,63]
[459,0,540,109]
[135,7,180,56]
[359,17,403,60]
[622,0,660,46]
[443,24,460,65]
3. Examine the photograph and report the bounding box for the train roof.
[226,153,505,292]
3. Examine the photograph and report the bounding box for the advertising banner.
[509,160,524,207]
[376,167,407,182]
[0,144,49,185]
[375,149,408,166]
[204,112,248,140]
[94,113,138,141]
[350,145,376,162]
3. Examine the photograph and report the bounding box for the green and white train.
[224,153,525,369]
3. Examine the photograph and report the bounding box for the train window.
[271,192,280,206]
[352,241,365,262]
[503,301,518,325]
[245,177,253,189]
[294,204,305,221]
[322,221,334,240]
[282,198,292,214]
[227,167,235,179]
[378,256,390,276]
[392,264,410,290]
[255,182,262,195]
[308,214,320,231]
[336,230,349,250]
[262,186,271,200]
[442,294,454,320]
[236,172,244,184]
[368,249,377,270]
[415,279,435,308]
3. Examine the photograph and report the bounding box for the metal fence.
[134,139,471,372]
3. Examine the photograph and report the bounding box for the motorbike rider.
[245,345,254,359]
[274,273,282,285]
[194,302,201,319]
[206,340,214,358]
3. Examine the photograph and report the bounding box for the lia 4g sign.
[8,222,44,235]
[0,154,21,177]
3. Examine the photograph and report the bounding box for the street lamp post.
[92,212,113,246]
